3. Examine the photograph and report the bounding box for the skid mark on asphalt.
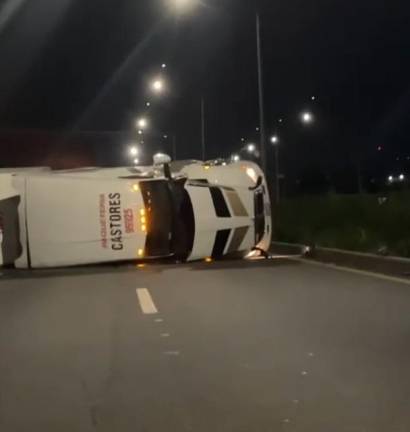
[136,288,158,314]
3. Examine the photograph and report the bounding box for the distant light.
[232,154,240,162]
[399,174,405,181]
[163,134,168,139]
[133,158,140,165]
[278,118,283,123]
[222,162,227,166]
[141,224,147,232]
[377,146,382,151]
[132,184,140,192]
[241,137,245,142]
[205,257,213,263]
[270,135,279,145]
[247,143,256,153]
[138,130,143,135]
[140,209,146,216]
[151,79,164,93]
[129,146,139,157]
[301,112,313,124]
[311,96,316,101]
[138,249,144,257]
[136,117,148,129]
[146,102,151,107]
[388,175,394,183]
[396,157,400,161]
[161,63,167,69]
[256,127,260,132]
[204,165,210,170]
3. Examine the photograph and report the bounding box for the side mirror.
[249,176,263,191]
[153,153,172,166]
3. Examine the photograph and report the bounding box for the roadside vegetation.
[276,192,410,258]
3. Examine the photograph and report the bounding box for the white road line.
[136,288,158,315]
[294,257,410,286]
[163,351,180,356]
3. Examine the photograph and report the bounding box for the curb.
[271,241,410,279]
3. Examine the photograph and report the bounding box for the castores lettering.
[108,193,123,250]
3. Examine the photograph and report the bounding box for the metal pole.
[274,144,280,204]
[201,96,206,160]
[172,135,177,160]
[256,13,267,175]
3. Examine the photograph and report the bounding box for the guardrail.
[271,241,410,279]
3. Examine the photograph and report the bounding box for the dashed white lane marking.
[160,333,170,338]
[293,257,410,286]
[163,351,180,356]
[136,288,158,315]
[154,318,164,323]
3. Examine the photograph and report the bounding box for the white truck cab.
[0,160,271,268]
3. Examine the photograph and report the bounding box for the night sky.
[0,0,409,192]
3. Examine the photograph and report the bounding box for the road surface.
[0,258,409,431]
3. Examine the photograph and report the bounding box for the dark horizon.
[0,0,409,192]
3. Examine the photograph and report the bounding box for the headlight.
[246,167,258,183]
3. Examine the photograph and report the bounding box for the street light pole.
[172,134,177,160]
[256,13,267,176]
[201,96,206,160]
[271,135,280,204]
[274,144,280,203]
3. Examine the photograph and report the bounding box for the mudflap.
[0,196,23,266]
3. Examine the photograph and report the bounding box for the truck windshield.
[140,179,195,259]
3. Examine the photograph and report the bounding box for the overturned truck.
[0,160,272,268]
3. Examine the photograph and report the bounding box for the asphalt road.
[0,258,409,432]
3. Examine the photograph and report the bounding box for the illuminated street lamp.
[270,135,279,145]
[129,146,139,157]
[399,174,405,182]
[301,111,314,124]
[232,154,240,162]
[133,158,140,165]
[150,78,165,94]
[136,117,148,130]
[246,143,256,153]
[169,0,199,14]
